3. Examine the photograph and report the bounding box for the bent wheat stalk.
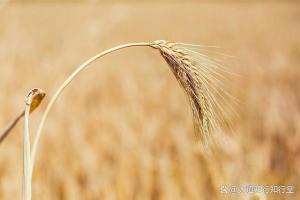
[0,89,45,143]
[25,40,230,200]
[23,89,45,200]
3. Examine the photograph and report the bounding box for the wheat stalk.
[16,40,230,200]
[23,89,45,200]
[0,111,24,143]
[0,89,45,200]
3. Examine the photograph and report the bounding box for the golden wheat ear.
[0,88,45,144]
[30,40,233,175]
[24,41,233,199]
[151,40,234,147]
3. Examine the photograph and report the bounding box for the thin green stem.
[30,42,151,176]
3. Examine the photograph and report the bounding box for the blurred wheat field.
[0,2,299,200]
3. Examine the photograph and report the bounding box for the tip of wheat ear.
[25,88,46,113]
[150,40,225,146]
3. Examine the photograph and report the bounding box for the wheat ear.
[27,40,229,200]
[152,40,217,146]
[152,40,233,147]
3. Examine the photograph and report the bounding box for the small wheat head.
[26,88,46,113]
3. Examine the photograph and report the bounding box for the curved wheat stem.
[30,42,151,174]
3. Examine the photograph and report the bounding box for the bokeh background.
[0,1,299,200]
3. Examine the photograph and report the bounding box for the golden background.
[0,1,299,200]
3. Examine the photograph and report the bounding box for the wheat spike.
[151,40,228,146]
[30,41,231,183]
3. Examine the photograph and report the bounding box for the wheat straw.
[23,88,45,200]
[0,111,24,143]
[30,42,150,174]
